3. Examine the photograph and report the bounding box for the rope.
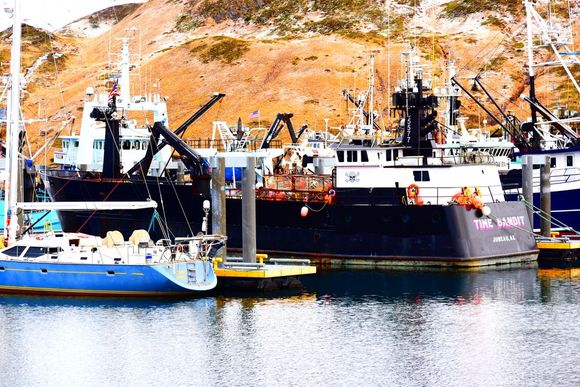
[518,195,579,233]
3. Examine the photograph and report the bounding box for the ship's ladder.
[213,121,236,151]
[186,262,197,284]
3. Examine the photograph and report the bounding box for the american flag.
[249,110,260,119]
[108,79,119,104]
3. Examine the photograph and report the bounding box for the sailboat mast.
[5,0,21,244]
[369,53,375,130]
[524,1,538,138]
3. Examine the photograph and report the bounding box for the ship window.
[361,151,369,162]
[337,151,344,162]
[386,150,392,162]
[73,140,79,148]
[347,151,358,162]
[567,156,573,167]
[62,140,69,149]
[122,140,131,150]
[24,247,47,258]
[413,170,430,182]
[133,141,140,150]
[142,140,149,150]
[2,245,27,257]
[551,157,556,168]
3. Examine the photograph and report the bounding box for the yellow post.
[213,257,222,271]
[256,253,268,264]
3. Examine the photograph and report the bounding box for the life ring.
[406,184,420,198]
[406,184,424,206]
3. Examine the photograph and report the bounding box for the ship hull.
[44,174,538,267]
[0,260,217,297]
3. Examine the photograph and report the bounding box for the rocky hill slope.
[1,0,578,151]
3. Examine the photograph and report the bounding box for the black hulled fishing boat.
[43,53,538,267]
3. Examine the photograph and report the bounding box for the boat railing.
[185,138,282,152]
[226,174,334,203]
[435,151,497,166]
[405,184,504,206]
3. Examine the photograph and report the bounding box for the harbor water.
[0,265,579,386]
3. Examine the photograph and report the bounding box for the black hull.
[44,174,538,266]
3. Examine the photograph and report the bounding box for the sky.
[0,0,146,32]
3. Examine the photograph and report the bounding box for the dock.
[213,254,317,291]
[536,234,580,267]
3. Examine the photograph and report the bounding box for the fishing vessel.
[0,1,222,296]
[452,1,580,231]
[42,50,538,266]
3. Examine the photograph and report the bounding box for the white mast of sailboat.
[3,2,157,244]
[5,0,22,244]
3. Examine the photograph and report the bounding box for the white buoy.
[300,206,309,217]
[482,206,491,216]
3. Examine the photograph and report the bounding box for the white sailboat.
[0,1,223,296]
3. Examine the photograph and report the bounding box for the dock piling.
[211,156,226,235]
[242,156,256,263]
[522,155,534,225]
[540,156,551,237]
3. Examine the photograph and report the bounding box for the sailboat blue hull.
[0,260,217,296]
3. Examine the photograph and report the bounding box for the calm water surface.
[0,266,579,386]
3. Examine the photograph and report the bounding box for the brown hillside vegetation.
[0,0,577,153]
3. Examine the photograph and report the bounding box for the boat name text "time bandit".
[472,216,526,231]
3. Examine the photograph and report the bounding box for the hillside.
[1,0,578,152]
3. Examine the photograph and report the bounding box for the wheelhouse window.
[413,170,430,182]
[122,140,131,150]
[347,150,358,163]
[361,151,369,163]
[567,155,573,167]
[337,151,344,162]
[551,157,556,168]
[386,150,392,162]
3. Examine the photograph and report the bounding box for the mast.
[524,0,539,148]
[5,0,21,244]
[368,52,375,130]
[119,38,131,106]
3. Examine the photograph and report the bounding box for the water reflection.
[0,266,578,386]
[301,264,540,303]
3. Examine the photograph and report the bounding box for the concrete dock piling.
[242,156,257,263]
[540,156,551,237]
